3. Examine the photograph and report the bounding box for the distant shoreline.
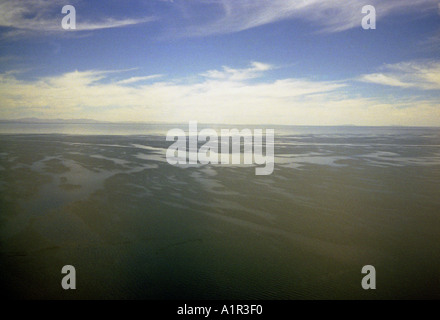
[0,119,439,128]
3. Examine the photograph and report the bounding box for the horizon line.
[0,118,439,128]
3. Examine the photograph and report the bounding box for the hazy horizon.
[1,117,440,128]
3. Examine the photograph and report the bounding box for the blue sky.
[0,0,439,125]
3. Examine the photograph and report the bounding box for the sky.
[0,0,439,126]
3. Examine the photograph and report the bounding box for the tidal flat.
[0,126,439,299]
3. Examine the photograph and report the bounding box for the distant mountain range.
[0,118,360,126]
[0,118,167,124]
[0,118,105,124]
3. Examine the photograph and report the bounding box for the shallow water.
[0,125,439,299]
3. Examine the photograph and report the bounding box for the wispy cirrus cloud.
[165,0,438,37]
[201,61,272,81]
[1,62,439,126]
[2,0,438,39]
[359,60,440,90]
[117,75,164,85]
[73,17,156,31]
[0,0,155,38]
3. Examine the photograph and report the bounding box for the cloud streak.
[1,62,439,126]
[359,60,440,90]
[165,0,439,37]
[201,62,272,81]
[3,0,437,39]
[117,75,164,85]
[0,0,155,37]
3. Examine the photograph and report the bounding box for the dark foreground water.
[0,124,439,299]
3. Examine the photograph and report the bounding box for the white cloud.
[166,0,438,37]
[75,17,156,31]
[2,0,437,39]
[0,0,155,37]
[201,62,273,81]
[359,60,440,90]
[0,62,439,126]
[117,75,164,85]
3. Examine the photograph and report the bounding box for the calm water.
[0,123,439,299]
